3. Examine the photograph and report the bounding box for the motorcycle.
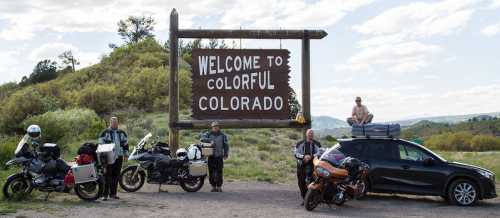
[119,133,208,193]
[304,147,369,211]
[2,135,103,201]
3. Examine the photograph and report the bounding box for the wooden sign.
[191,49,290,120]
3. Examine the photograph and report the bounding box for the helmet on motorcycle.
[176,148,188,161]
[27,125,41,138]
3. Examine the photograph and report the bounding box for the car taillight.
[317,166,331,178]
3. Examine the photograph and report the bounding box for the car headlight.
[317,166,331,178]
[477,169,495,181]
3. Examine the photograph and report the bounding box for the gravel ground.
[5,181,500,218]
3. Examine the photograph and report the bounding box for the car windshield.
[319,146,346,167]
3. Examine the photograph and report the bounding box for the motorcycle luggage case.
[40,143,61,159]
[200,143,213,157]
[97,144,117,165]
[71,163,98,184]
[189,161,208,177]
[351,123,401,138]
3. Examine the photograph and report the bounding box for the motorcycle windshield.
[14,135,30,155]
[130,133,153,159]
[319,147,346,167]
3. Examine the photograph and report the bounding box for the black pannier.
[39,143,61,159]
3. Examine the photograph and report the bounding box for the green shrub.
[0,136,18,167]
[22,108,105,144]
[471,135,500,151]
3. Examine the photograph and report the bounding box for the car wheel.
[447,179,479,206]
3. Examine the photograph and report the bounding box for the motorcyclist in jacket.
[294,129,321,203]
[200,121,229,193]
[98,117,128,201]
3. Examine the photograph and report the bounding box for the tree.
[289,88,301,119]
[20,60,58,86]
[58,50,80,72]
[117,16,155,44]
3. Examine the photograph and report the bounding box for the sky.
[1,0,500,121]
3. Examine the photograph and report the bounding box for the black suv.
[334,138,497,206]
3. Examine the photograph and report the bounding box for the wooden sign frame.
[168,9,327,152]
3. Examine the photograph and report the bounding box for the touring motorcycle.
[119,133,209,193]
[304,147,369,211]
[2,135,103,201]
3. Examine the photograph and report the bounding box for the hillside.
[390,112,500,126]
[312,116,349,129]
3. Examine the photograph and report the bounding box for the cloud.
[219,0,375,28]
[0,0,375,41]
[311,83,500,121]
[490,0,500,8]
[338,0,484,74]
[481,22,500,36]
[29,42,100,68]
[0,50,26,82]
[336,41,442,73]
[352,0,478,41]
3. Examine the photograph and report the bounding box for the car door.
[389,141,448,195]
[361,140,402,192]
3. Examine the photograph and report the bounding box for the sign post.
[168,9,327,151]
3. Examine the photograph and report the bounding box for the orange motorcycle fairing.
[316,161,349,179]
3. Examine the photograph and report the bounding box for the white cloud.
[0,0,375,41]
[0,50,26,82]
[219,0,375,28]
[490,0,500,8]
[353,0,478,40]
[339,0,484,74]
[481,22,500,36]
[29,42,100,68]
[337,41,442,73]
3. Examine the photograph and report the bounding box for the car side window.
[365,141,398,160]
[398,144,431,162]
[339,142,365,158]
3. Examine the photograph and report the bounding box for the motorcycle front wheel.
[304,189,322,211]
[119,166,146,192]
[180,176,205,192]
[2,173,33,200]
[74,181,103,201]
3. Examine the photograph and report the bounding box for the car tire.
[447,179,479,206]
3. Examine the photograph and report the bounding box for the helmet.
[27,125,41,138]
[176,148,188,161]
[187,145,201,160]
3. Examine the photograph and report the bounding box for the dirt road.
[8,182,500,218]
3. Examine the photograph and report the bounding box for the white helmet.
[176,148,188,161]
[187,145,201,160]
[27,125,41,138]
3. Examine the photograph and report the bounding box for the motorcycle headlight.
[317,166,331,178]
[477,169,494,181]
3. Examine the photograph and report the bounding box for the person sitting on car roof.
[347,96,373,126]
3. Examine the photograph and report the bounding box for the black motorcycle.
[119,133,208,193]
[3,135,103,201]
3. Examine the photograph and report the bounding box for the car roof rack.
[348,136,399,140]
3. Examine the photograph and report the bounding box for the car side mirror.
[423,157,435,166]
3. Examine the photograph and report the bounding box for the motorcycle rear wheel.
[119,166,146,192]
[180,176,205,192]
[74,181,103,201]
[2,173,33,200]
[304,189,321,211]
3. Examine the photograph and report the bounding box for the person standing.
[200,121,229,192]
[347,96,374,126]
[98,117,129,201]
[294,129,321,203]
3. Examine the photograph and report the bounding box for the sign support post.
[169,9,179,154]
[301,31,311,138]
